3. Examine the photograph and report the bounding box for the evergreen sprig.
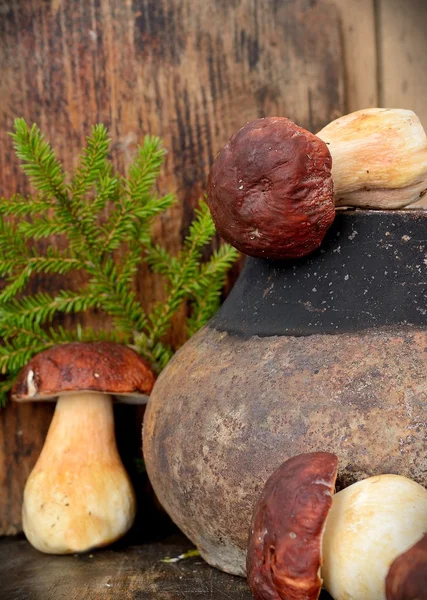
[0,119,239,406]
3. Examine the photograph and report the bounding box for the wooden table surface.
[0,532,334,599]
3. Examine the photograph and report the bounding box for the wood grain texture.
[334,0,378,111]
[378,0,427,128]
[377,0,427,207]
[0,0,345,536]
[0,403,54,535]
[0,0,345,339]
[0,533,333,600]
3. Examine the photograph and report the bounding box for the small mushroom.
[316,108,427,209]
[248,459,427,600]
[322,474,427,600]
[12,341,155,554]
[247,452,338,600]
[386,533,427,600]
[207,117,335,260]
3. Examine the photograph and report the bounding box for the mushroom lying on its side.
[247,452,338,600]
[317,108,427,209]
[247,454,427,600]
[322,474,427,600]
[12,342,155,554]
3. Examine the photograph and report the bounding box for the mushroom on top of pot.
[247,453,427,600]
[207,116,335,260]
[12,341,155,554]
[207,109,427,262]
[317,108,427,209]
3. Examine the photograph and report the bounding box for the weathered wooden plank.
[0,533,333,600]
[334,0,378,112]
[0,403,54,535]
[378,0,427,128]
[0,0,345,536]
[377,0,427,207]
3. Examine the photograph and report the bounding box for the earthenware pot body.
[143,210,427,576]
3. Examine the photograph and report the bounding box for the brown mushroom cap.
[207,117,335,260]
[386,533,427,600]
[247,451,338,600]
[11,342,155,402]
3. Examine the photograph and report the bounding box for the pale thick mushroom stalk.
[322,474,427,600]
[247,454,427,600]
[317,108,427,209]
[12,342,155,554]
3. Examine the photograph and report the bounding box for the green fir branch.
[0,340,51,375]
[100,135,173,252]
[0,218,28,258]
[91,163,119,215]
[127,136,166,202]
[118,244,143,287]
[0,291,100,329]
[186,244,239,336]
[0,120,239,406]
[71,124,111,200]
[25,253,83,275]
[0,267,33,304]
[0,321,50,345]
[0,193,52,217]
[142,201,218,348]
[10,119,67,200]
[145,243,178,276]
[18,217,70,240]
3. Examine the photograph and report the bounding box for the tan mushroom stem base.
[22,392,136,554]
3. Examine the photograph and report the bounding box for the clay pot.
[143,210,427,576]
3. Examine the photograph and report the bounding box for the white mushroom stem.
[317,108,427,209]
[321,474,427,600]
[22,392,136,554]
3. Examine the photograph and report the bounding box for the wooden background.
[1,0,427,536]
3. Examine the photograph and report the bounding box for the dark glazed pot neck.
[211,210,427,337]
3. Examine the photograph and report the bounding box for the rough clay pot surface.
[143,211,427,576]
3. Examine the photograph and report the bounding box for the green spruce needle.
[0,119,239,407]
[161,549,201,563]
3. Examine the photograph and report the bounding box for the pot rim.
[336,207,427,214]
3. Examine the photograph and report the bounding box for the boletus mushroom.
[248,455,427,600]
[12,341,155,554]
[322,474,427,600]
[247,452,338,600]
[386,533,427,600]
[207,117,335,260]
[316,108,427,209]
